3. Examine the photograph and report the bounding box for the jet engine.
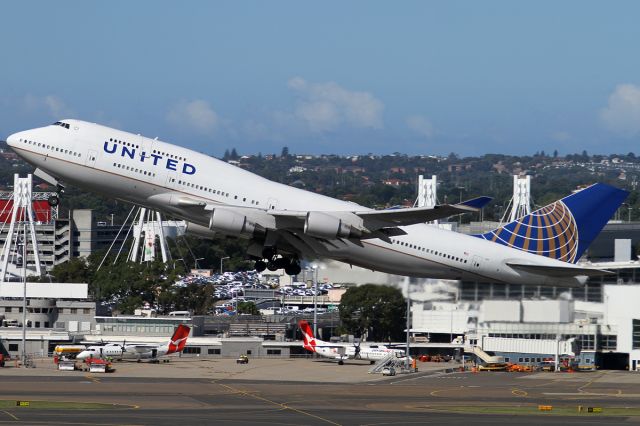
[209,209,256,236]
[185,222,217,239]
[304,211,352,239]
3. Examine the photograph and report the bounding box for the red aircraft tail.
[298,320,317,352]
[167,324,190,354]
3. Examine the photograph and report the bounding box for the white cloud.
[167,99,219,135]
[551,131,571,142]
[599,84,640,137]
[287,77,383,132]
[406,115,434,139]
[22,94,74,118]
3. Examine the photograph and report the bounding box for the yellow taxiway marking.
[216,382,341,426]
[84,374,100,384]
[577,372,606,393]
[1,410,19,421]
[511,388,528,397]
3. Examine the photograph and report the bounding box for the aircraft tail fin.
[298,320,318,352]
[476,183,628,263]
[167,324,190,354]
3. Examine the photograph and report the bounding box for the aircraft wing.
[159,193,491,235]
[353,196,492,228]
[506,261,614,277]
[267,196,491,234]
[125,344,157,354]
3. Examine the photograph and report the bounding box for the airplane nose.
[6,132,20,147]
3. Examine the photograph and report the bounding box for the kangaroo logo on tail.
[167,324,190,354]
[298,320,317,352]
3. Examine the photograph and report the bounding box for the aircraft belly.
[322,238,454,278]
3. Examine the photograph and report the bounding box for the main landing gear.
[47,185,65,207]
[254,250,301,276]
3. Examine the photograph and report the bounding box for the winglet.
[456,196,492,210]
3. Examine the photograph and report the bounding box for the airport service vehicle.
[53,344,86,355]
[299,320,405,365]
[80,357,114,373]
[53,344,86,362]
[7,120,628,285]
[76,324,190,362]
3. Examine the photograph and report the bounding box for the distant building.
[0,208,130,274]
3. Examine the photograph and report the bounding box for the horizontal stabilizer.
[506,261,613,277]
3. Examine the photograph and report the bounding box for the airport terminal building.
[409,223,640,371]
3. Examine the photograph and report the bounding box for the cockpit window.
[52,121,70,129]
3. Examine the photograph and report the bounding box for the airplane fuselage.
[315,344,404,361]
[7,120,588,286]
[77,343,168,361]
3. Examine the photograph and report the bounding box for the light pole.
[194,257,204,269]
[405,278,411,371]
[173,258,184,270]
[457,186,465,224]
[220,256,230,274]
[20,226,27,367]
[312,265,319,338]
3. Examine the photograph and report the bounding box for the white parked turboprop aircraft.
[76,324,190,362]
[6,120,628,285]
[299,320,405,365]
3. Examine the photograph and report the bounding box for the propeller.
[353,341,362,359]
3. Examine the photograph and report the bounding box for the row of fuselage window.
[113,162,156,178]
[108,137,188,163]
[391,238,469,264]
[18,138,82,158]
[111,161,261,207]
[169,177,262,206]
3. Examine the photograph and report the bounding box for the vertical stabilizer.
[298,320,318,352]
[476,183,628,263]
[167,324,191,354]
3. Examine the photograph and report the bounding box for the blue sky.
[2,0,640,156]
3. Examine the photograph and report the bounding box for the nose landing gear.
[47,194,60,207]
[47,185,65,207]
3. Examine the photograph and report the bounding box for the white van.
[168,311,190,317]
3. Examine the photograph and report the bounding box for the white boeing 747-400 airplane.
[6,120,628,286]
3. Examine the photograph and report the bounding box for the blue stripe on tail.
[475,183,628,263]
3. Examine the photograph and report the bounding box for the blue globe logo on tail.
[481,200,579,262]
[476,183,628,264]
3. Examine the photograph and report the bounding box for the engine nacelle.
[304,211,351,239]
[185,221,217,239]
[209,209,256,236]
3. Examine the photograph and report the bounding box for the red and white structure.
[0,174,45,281]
